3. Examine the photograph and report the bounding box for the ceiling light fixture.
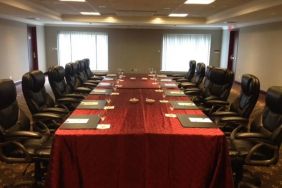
[59,0,86,2]
[184,0,215,4]
[80,12,101,15]
[169,13,188,17]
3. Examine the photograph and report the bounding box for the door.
[27,26,38,71]
[227,30,239,73]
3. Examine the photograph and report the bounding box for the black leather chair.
[22,70,69,130]
[48,66,85,109]
[83,58,104,80]
[174,60,196,82]
[180,62,206,89]
[209,74,260,133]
[229,86,282,187]
[77,60,100,85]
[185,66,234,109]
[65,63,92,94]
[0,79,51,186]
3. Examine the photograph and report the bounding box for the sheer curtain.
[58,32,108,71]
[162,34,211,71]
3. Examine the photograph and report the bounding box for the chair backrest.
[191,63,205,86]
[65,63,81,91]
[230,74,260,118]
[76,60,89,83]
[22,70,55,114]
[83,58,93,79]
[48,66,71,100]
[185,60,196,81]
[202,66,234,100]
[0,79,30,134]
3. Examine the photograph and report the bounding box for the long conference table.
[47,74,233,188]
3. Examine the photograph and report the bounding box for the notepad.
[165,113,177,118]
[178,102,195,106]
[165,90,186,96]
[160,79,172,82]
[164,83,177,87]
[111,92,120,95]
[170,101,197,110]
[97,124,111,129]
[80,101,99,105]
[159,100,169,103]
[130,77,136,80]
[189,118,212,123]
[60,115,101,129]
[177,114,217,128]
[98,82,112,86]
[141,77,148,80]
[90,89,112,95]
[157,74,167,78]
[104,106,115,110]
[65,118,89,124]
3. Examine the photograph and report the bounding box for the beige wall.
[45,26,222,73]
[236,22,282,91]
[0,19,47,81]
[0,18,29,81]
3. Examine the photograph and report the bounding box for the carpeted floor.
[0,81,281,188]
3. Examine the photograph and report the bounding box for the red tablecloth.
[47,80,233,188]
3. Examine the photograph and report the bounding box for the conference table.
[47,74,233,188]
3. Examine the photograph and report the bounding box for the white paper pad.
[178,102,195,106]
[160,79,172,82]
[189,118,212,123]
[157,74,167,78]
[148,74,155,77]
[159,100,169,103]
[104,77,114,81]
[141,77,148,80]
[165,113,177,118]
[111,92,120,95]
[81,101,99,106]
[65,118,89,124]
[94,89,107,93]
[155,89,164,92]
[97,124,111,129]
[104,106,115,110]
[165,83,177,87]
[130,77,136,80]
[152,82,158,85]
[171,91,184,94]
[99,83,111,86]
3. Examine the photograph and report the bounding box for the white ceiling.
[0,0,282,28]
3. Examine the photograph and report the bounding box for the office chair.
[77,60,100,85]
[65,63,92,94]
[0,79,51,186]
[83,58,104,81]
[180,62,206,89]
[185,66,234,110]
[48,66,85,110]
[174,60,196,82]
[208,74,260,133]
[229,86,282,187]
[22,70,69,130]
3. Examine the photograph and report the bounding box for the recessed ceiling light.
[169,13,188,17]
[59,0,86,2]
[80,12,101,16]
[184,0,215,4]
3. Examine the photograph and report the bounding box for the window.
[58,32,108,71]
[161,34,211,71]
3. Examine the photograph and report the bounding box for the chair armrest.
[235,132,270,140]
[0,141,32,163]
[212,111,238,117]
[83,82,97,88]
[181,82,196,88]
[63,93,85,99]
[230,125,248,139]
[220,116,249,123]
[5,131,42,139]
[32,112,65,121]
[42,107,68,114]
[90,76,103,80]
[206,100,230,106]
[75,87,91,93]
[204,96,220,101]
[87,80,100,84]
[57,97,81,104]
[176,78,188,82]
[184,88,201,96]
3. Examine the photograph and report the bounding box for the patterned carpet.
[0,82,281,187]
